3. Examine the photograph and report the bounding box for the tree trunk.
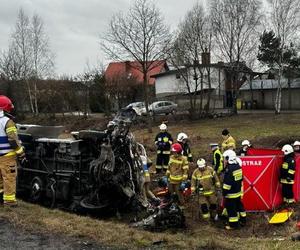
[205,67,212,114]
[275,68,282,114]
[34,81,39,115]
[143,70,152,133]
[288,78,291,110]
[26,80,35,113]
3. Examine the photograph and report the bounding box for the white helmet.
[159,123,167,130]
[177,132,188,142]
[242,140,251,147]
[197,158,206,168]
[282,144,294,155]
[293,141,300,147]
[223,149,236,160]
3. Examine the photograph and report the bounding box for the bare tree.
[210,0,263,113]
[267,0,300,113]
[170,3,213,117]
[31,14,55,114]
[101,0,170,130]
[0,8,54,114]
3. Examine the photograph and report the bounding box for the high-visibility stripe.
[282,163,288,169]
[166,170,170,174]
[202,213,210,219]
[188,153,192,157]
[197,175,212,180]
[192,175,197,180]
[3,194,16,202]
[163,137,169,142]
[226,192,242,198]
[156,165,162,169]
[203,191,214,196]
[144,173,150,177]
[5,127,17,134]
[233,169,242,176]
[229,216,239,222]
[15,147,24,155]
[280,179,294,184]
[191,187,196,192]
[169,159,183,164]
[239,212,246,217]
[1,150,15,156]
[169,175,183,181]
[223,184,231,190]
[162,151,171,154]
[222,208,228,217]
[216,182,221,188]
[182,165,189,170]
[288,169,295,175]
[163,165,168,169]
[0,189,3,193]
[182,174,188,179]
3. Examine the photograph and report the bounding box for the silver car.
[144,101,177,116]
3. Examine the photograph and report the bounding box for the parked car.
[125,102,145,116]
[142,101,178,116]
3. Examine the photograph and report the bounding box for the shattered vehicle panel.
[17,123,146,214]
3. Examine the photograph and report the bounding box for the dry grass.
[1,113,300,249]
[1,201,300,249]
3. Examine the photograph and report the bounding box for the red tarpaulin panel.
[294,154,300,202]
[241,155,282,211]
[241,148,300,211]
[247,148,283,156]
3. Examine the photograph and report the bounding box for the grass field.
[2,113,300,249]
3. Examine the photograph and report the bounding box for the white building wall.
[155,67,226,98]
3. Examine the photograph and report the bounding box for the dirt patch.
[0,217,110,250]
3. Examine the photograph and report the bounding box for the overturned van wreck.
[16,122,146,214]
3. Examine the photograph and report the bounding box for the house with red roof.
[105,60,169,109]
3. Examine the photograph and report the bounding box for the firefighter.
[293,141,300,153]
[237,140,252,156]
[191,158,221,220]
[166,143,189,204]
[221,129,236,152]
[222,149,246,230]
[177,132,193,162]
[140,155,158,204]
[155,123,173,173]
[210,143,224,176]
[280,144,296,204]
[0,95,26,207]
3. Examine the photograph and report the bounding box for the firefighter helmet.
[293,141,300,147]
[223,149,236,160]
[282,144,294,155]
[210,143,219,149]
[197,158,206,168]
[171,143,183,154]
[177,132,188,142]
[242,140,251,147]
[159,123,167,130]
[0,95,14,113]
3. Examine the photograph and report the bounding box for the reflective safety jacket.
[166,155,189,184]
[0,113,23,157]
[212,149,223,174]
[179,142,193,162]
[222,163,243,198]
[222,135,236,151]
[191,166,220,195]
[280,155,295,184]
[155,132,173,154]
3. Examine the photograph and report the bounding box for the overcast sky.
[0,0,204,77]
